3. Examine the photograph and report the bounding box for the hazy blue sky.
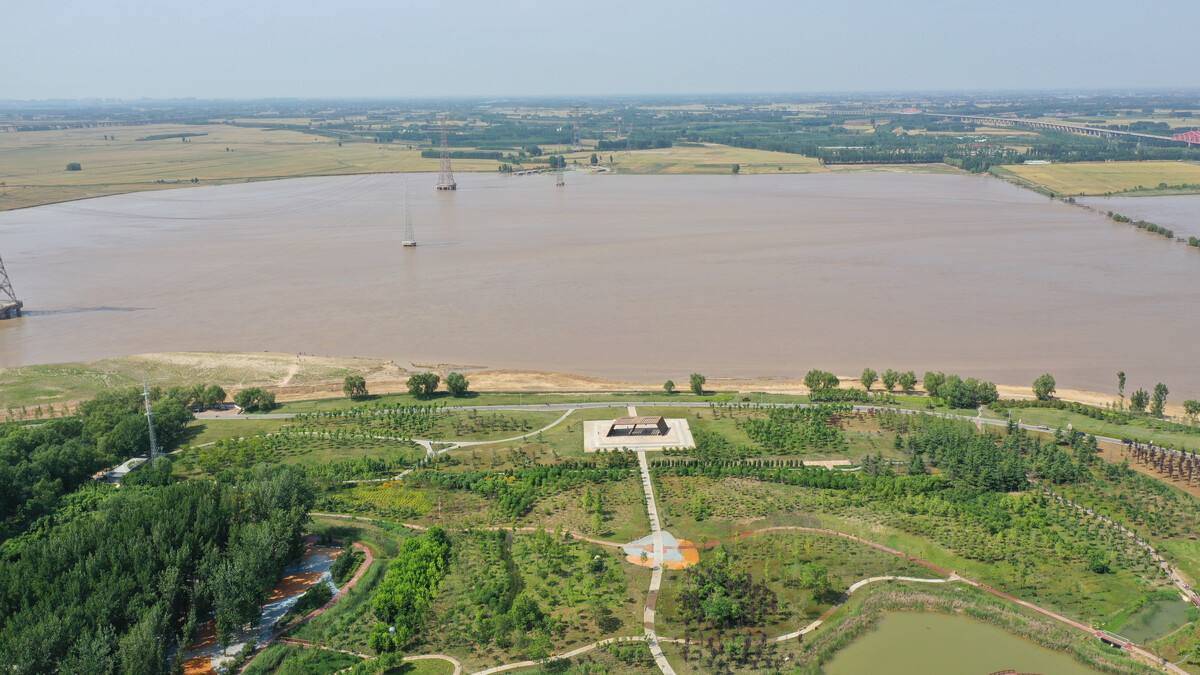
[3,0,1198,99]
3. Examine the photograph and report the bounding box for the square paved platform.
[583,418,695,452]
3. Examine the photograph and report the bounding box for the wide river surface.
[1,172,1198,395]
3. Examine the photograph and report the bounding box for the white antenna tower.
[401,180,417,247]
[142,381,159,459]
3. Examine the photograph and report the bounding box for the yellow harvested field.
[0,123,502,210]
[997,160,1200,196]
[568,142,825,174]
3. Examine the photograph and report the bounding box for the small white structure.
[98,456,147,484]
[583,416,694,452]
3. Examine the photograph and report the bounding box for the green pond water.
[1118,597,1193,643]
[823,612,1100,675]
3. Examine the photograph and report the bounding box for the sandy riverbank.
[4,350,1183,418]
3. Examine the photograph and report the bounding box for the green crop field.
[0,124,504,211]
[994,160,1200,196]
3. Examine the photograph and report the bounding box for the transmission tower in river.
[0,253,22,319]
[435,114,457,191]
[402,179,417,246]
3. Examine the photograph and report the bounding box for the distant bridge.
[919,112,1195,146]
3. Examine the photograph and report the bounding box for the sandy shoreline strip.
[2,350,1177,418]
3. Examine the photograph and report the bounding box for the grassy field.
[0,123,503,210]
[564,143,826,175]
[994,160,1200,196]
[652,473,1168,626]
[984,405,1200,452]
[0,351,397,411]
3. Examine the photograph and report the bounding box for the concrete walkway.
[636,442,677,675]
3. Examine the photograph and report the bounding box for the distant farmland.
[994,160,1200,196]
[0,124,503,210]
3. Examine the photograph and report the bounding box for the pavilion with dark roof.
[606,415,670,437]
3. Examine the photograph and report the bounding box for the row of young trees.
[858,368,917,394]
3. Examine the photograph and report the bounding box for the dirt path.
[471,636,644,675]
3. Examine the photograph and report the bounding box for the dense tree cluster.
[371,528,451,650]
[0,465,314,673]
[676,547,778,629]
[0,388,192,540]
[406,373,440,398]
[234,387,276,412]
[922,371,998,408]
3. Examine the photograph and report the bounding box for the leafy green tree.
[803,369,839,392]
[923,371,946,398]
[1033,373,1056,401]
[1130,388,1149,413]
[860,368,877,392]
[1184,400,1200,424]
[446,372,470,397]
[689,373,706,396]
[663,379,676,394]
[406,373,440,398]
[881,369,899,392]
[234,387,276,412]
[589,153,599,165]
[731,163,740,174]
[898,370,917,393]
[794,562,831,598]
[1117,371,1126,407]
[343,374,369,399]
[202,384,227,408]
[1151,383,1169,417]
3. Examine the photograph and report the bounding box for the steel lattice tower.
[142,382,159,459]
[570,105,582,149]
[0,253,22,319]
[401,179,417,246]
[435,115,457,191]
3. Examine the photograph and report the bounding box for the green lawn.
[985,406,1200,451]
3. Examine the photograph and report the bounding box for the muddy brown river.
[1,171,1197,396]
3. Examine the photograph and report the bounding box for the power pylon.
[142,382,159,459]
[0,253,21,319]
[570,105,582,149]
[556,169,565,187]
[401,179,417,246]
[435,114,457,191]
